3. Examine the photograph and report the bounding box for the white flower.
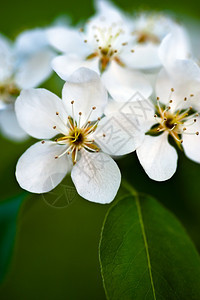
[47,0,152,102]
[0,29,55,141]
[136,59,200,181]
[15,68,143,204]
[130,12,191,70]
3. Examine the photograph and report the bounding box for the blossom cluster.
[1,0,200,203]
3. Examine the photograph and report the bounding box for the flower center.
[134,31,160,44]
[48,103,101,164]
[148,89,199,146]
[69,128,85,146]
[84,24,130,72]
[0,82,20,105]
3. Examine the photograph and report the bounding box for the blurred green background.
[1,0,200,299]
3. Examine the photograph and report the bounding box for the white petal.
[101,61,152,102]
[185,18,200,60]
[104,97,155,132]
[15,89,68,139]
[182,116,200,163]
[16,141,71,193]
[15,28,49,56]
[0,34,14,82]
[0,101,7,110]
[86,0,129,45]
[71,150,121,203]
[156,68,175,106]
[95,107,154,155]
[47,26,89,56]
[62,67,108,123]
[15,49,55,89]
[136,133,178,181]
[156,60,200,111]
[94,0,125,23]
[159,24,191,69]
[0,108,28,141]
[121,43,161,70]
[52,54,99,81]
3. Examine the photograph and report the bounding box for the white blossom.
[130,12,191,70]
[0,29,55,141]
[136,59,200,181]
[47,0,152,102]
[15,68,144,203]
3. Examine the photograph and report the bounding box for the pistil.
[54,101,101,164]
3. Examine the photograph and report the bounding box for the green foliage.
[0,179,107,299]
[0,193,25,284]
[100,185,200,299]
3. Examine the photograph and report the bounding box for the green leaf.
[99,184,200,300]
[0,178,107,299]
[0,193,25,284]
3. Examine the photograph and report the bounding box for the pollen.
[149,88,199,146]
[54,102,101,164]
[0,82,20,105]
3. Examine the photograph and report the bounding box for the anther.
[92,106,96,110]
[157,97,160,101]
[184,97,187,101]
[171,88,174,92]
[53,126,56,129]
[183,127,186,131]
[122,42,128,46]
[56,112,59,115]
[79,112,82,115]
[190,94,194,97]
[71,101,74,104]
[169,100,173,103]
[196,132,199,135]
[114,50,118,53]
[41,140,45,144]
[181,139,183,143]
[96,39,99,42]
[55,155,58,159]
[84,40,87,43]
[194,119,197,122]
[154,114,157,118]
[131,49,135,53]
[103,133,106,137]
